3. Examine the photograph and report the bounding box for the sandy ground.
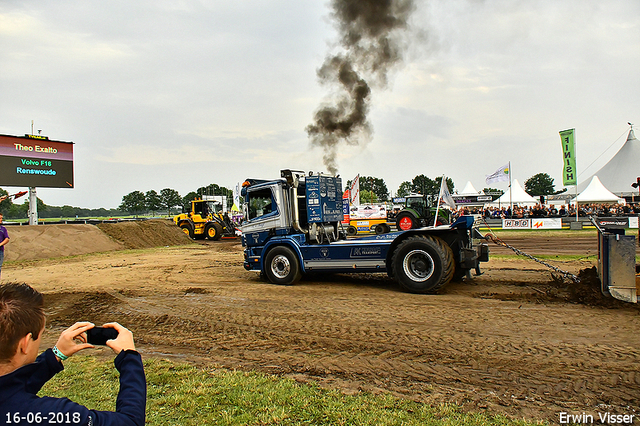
[1,222,639,424]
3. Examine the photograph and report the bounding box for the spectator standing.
[0,213,9,279]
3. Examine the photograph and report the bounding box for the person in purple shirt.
[0,212,9,279]
[0,283,146,425]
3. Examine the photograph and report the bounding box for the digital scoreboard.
[0,134,74,188]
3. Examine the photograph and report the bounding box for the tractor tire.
[396,212,418,231]
[346,225,358,236]
[264,246,302,285]
[179,223,195,239]
[434,215,450,226]
[205,223,223,240]
[391,235,455,294]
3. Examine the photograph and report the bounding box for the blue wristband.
[52,345,69,361]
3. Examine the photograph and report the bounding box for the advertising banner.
[531,218,562,229]
[502,218,562,229]
[349,204,387,220]
[559,129,577,186]
[452,195,493,205]
[596,218,630,229]
[502,219,531,229]
[0,134,74,188]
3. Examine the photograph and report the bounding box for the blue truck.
[241,169,489,293]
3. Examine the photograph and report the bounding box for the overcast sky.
[1,0,639,209]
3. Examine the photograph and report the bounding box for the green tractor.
[393,195,451,231]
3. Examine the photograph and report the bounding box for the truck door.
[241,185,284,247]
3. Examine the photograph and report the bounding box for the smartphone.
[86,327,119,345]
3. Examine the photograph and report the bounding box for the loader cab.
[192,199,208,218]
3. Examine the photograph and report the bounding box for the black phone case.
[87,327,119,345]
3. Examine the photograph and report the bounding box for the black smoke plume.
[306,0,415,175]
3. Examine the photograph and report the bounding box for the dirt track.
[2,224,640,424]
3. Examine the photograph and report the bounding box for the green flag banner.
[559,129,576,186]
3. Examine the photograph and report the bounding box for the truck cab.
[241,170,488,294]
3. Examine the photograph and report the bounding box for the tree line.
[0,188,123,219]
[346,172,562,204]
[119,184,234,215]
[0,172,563,219]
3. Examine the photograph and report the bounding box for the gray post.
[29,187,38,225]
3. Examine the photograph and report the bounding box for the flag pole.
[575,130,579,221]
[509,161,512,218]
[433,175,444,227]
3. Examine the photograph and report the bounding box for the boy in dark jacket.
[0,283,146,425]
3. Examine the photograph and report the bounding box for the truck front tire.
[264,246,302,285]
[391,235,454,293]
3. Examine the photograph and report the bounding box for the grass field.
[40,356,543,426]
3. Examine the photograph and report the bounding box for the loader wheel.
[391,235,454,294]
[396,212,418,231]
[264,246,302,285]
[180,223,195,239]
[346,225,357,236]
[205,223,223,240]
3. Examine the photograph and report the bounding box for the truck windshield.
[248,188,276,220]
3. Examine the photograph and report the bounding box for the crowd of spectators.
[451,203,640,220]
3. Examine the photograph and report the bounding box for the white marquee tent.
[459,181,483,195]
[578,127,639,194]
[489,179,538,207]
[572,176,625,204]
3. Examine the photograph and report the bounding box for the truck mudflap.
[459,244,489,269]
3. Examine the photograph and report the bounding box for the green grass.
[40,356,543,426]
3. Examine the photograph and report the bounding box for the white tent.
[459,181,484,195]
[579,128,639,194]
[572,176,625,204]
[489,179,538,207]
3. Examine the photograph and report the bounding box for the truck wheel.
[179,223,194,239]
[374,223,387,234]
[347,225,357,236]
[396,212,417,231]
[264,246,302,285]
[391,235,454,293]
[205,223,223,240]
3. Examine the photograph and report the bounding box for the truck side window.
[248,188,276,220]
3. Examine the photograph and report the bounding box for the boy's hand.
[55,322,95,359]
[102,322,136,354]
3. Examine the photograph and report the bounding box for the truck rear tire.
[205,223,223,240]
[264,246,302,285]
[391,235,454,293]
[396,212,418,231]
